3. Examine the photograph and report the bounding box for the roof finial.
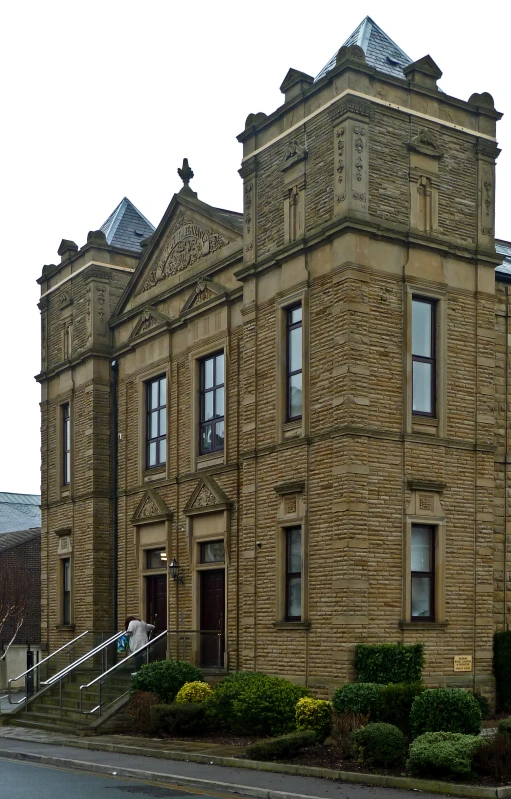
[178,158,194,190]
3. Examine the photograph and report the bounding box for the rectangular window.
[146,376,167,468]
[285,526,302,621]
[62,558,71,625]
[199,352,225,455]
[412,298,436,416]
[200,540,225,563]
[411,525,435,621]
[286,305,302,421]
[63,404,71,485]
[146,548,167,569]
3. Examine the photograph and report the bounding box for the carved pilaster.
[239,157,257,264]
[332,103,370,218]
[85,275,110,349]
[41,311,48,372]
[282,140,307,244]
[475,139,500,250]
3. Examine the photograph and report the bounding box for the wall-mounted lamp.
[168,557,184,584]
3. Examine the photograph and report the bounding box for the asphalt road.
[0,758,243,799]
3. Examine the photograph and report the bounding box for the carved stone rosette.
[332,102,370,218]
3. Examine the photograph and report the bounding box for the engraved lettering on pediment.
[193,486,216,508]
[138,213,230,295]
[190,280,217,308]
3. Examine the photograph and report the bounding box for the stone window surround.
[276,287,309,443]
[145,374,167,471]
[54,527,74,629]
[189,335,229,473]
[58,394,73,499]
[274,481,309,628]
[404,284,447,438]
[137,363,170,486]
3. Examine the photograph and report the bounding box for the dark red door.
[146,574,167,634]
[200,569,224,668]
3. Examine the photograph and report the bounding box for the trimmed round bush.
[379,682,425,735]
[205,671,310,736]
[295,697,332,741]
[410,688,482,739]
[150,702,207,736]
[332,683,382,719]
[407,731,481,777]
[131,660,203,704]
[351,722,406,768]
[175,681,213,704]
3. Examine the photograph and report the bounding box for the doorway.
[200,569,224,668]
[145,574,167,634]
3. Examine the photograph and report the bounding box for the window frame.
[62,403,71,486]
[62,557,71,626]
[412,297,436,418]
[146,375,167,470]
[410,524,435,622]
[199,351,225,456]
[285,525,302,622]
[286,304,303,422]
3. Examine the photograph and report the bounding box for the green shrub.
[407,731,481,777]
[410,688,482,738]
[295,697,332,741]
[355,643,424,684]
[205,671,310,736]
[332,683,382,718]
[245,730,316,761]
[333,712,371,759]
[379,682,426,736]
[175,681,213,704]
[150,702,207,736]
[498,717,511,736]
[471,691,491,720]
[131,660,203,704]
[473,733,511,781]
[127,690,160,735]
[351,722,406,768]
[494,631,511,712]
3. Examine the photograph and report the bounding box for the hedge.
[407,731,481,778]
[494,631,511,711]
[245,731,316,761]
[351,722,406,768]
[410,688,482,738]
[355,643,424,684]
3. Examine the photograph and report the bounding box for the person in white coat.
[125,615,155,673]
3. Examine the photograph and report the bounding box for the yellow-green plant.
[175,680,213,704]
[295,696,332,741]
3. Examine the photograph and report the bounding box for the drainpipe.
[111,359,119,632]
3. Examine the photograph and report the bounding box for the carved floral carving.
[139,497,160,518]
[193,486,216,508]
[190,280,216,308]
[140,309,158,332]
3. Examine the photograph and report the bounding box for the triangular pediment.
[184,475,232,515]
[132,488,172,524]
[114,192,242,317]
[403,55,442,80]
[129,306,173,341]
[181,278,227,315]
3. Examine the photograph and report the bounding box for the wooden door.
[145,574,167,634]
[200,569,224,668]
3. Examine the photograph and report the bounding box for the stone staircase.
[7,667,133,736]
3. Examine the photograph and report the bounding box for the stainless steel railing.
[7,630,89,704]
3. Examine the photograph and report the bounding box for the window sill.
[412,415,438,436]
[399,621,448,630]
[282,419,302,441]
[55,624,76,631]
[197,452,225,470]
[143,466,166,483]
[273,620,311,630]
[61,489,70,498]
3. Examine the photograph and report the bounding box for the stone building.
[37,17,509,697]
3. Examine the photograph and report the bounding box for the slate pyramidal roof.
[315,16,413,82]
[100,197,156,254]
[0,492,41,536]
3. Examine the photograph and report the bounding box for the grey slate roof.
[0,493,41,535]
[315,16,413,83]
[496,240,511,277]
[0,526,40,553]
[100,197,155,253]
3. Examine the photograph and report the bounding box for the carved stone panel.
[243,177,256,263]
[333,118,369,218]
[475,139,500,251]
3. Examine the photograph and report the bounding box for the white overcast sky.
[1,0,510,495]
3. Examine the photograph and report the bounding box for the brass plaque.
[453,655,473,672]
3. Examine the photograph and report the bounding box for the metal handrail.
[41,630,123,686]
[8,629,90,704]
[79,629,168,714]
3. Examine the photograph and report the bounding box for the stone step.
[9,717,88,735]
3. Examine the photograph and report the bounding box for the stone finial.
[468,92,495,109]
[178,158,194,189]
[403,56,442,90]
[87,230,107,245]
[335,45,366,67]
[57,239,78,259]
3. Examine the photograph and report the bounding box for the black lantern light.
[168,557,184,584]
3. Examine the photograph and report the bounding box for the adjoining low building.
[37,17,510,701]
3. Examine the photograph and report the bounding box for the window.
[285,526,302,620]
[200,540,225,563]
[412,298,436,416]
[146,376,166,468]
[199,352,224,454]
[62,558,71,625]
[63,404,71,485]
[411,525,435,621]
[286,305,302,421]
[146,549,167,569]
